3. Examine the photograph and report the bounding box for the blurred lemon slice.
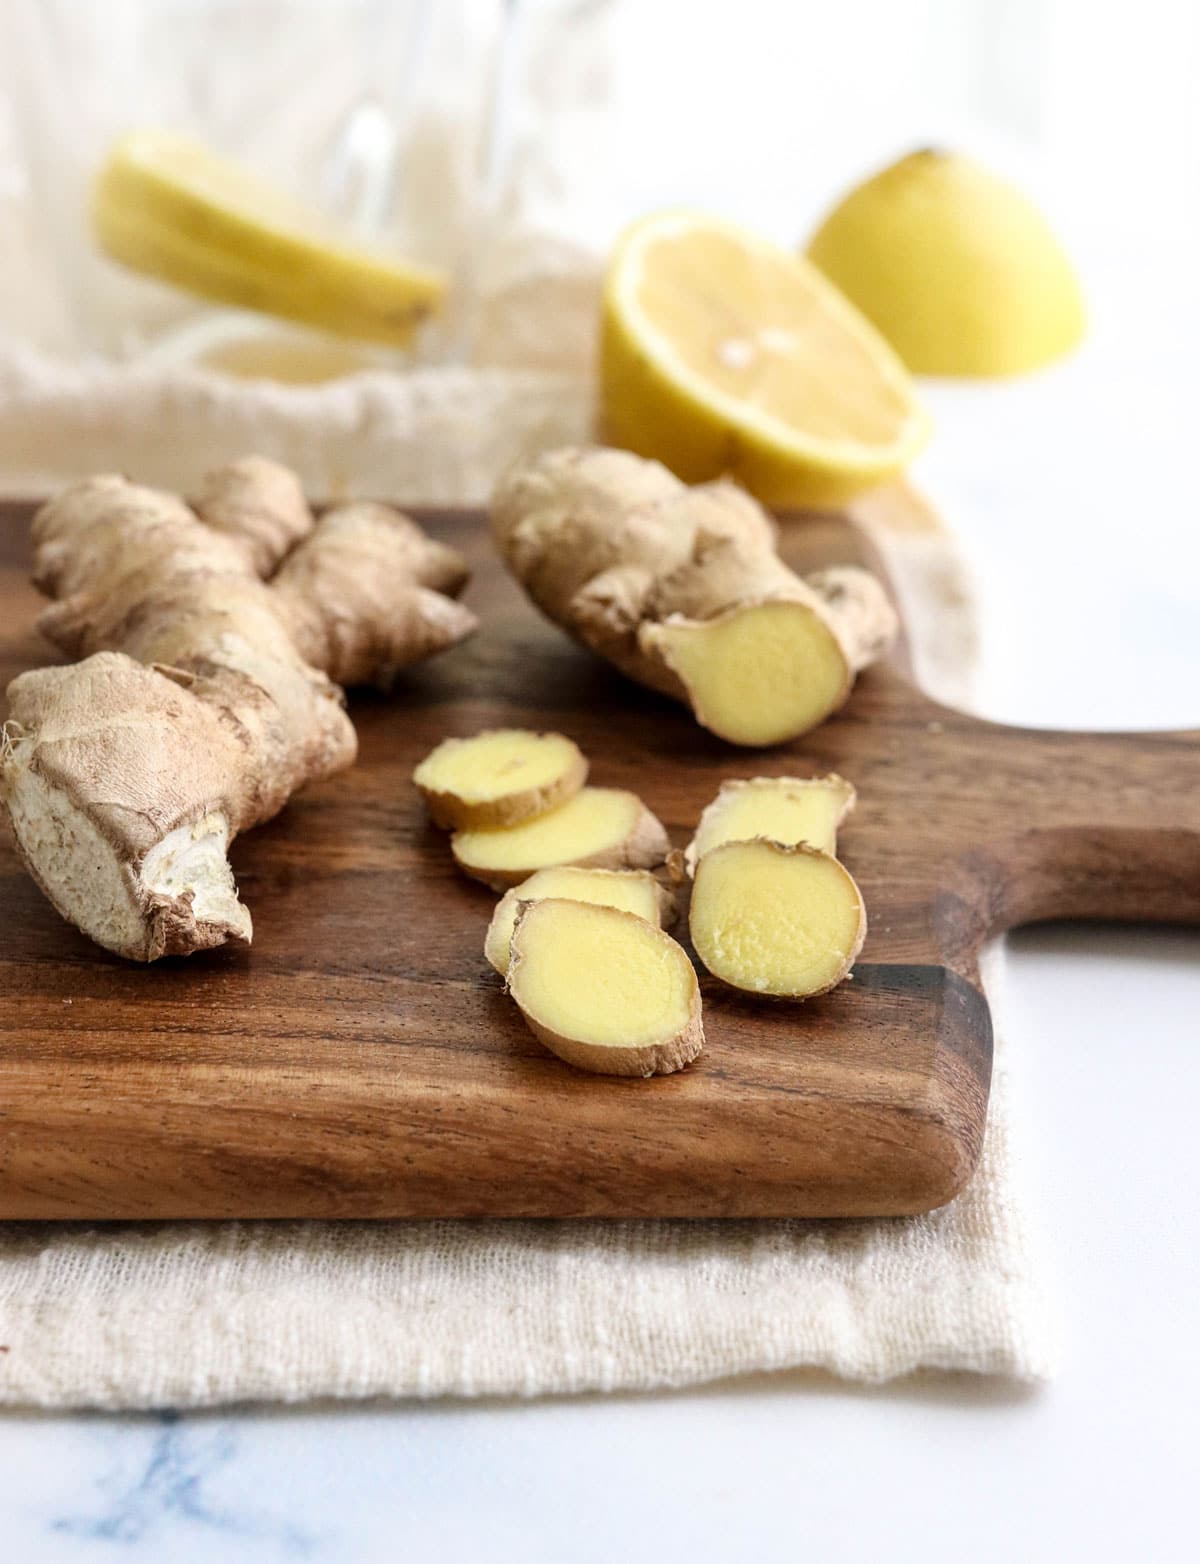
[600,210,929,506]
[807,149,1085,377]
[93,131,447,348]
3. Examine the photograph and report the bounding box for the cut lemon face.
[93,131,447,348]
[600,211,929,505]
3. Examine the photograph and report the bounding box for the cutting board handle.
[927,722,1200,949]
[996,822,1200,930]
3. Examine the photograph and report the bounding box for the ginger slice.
[451,786,669,891]
[414,729,587,831]
[689,838,866,998]
[484,865,675,975]
[640,600,853,748]
[507,898,703,1076]
[684,773,856,873]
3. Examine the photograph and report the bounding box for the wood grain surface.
[1,499,1197,1221]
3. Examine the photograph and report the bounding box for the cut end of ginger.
[414,728,587,830]
[689,838,865,998]
[451,785,670,890]
[485,866,674,974]
[507,898,703,1076]
[641,599,852,746]
[684,773,856,873]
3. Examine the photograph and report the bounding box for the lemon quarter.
[600,210,929,507]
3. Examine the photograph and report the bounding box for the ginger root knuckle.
[806,565,899,671]
[272,501,475,688]
[507,897,703,1077]
[195,455,314,577]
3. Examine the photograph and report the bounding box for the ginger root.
[507,898,703,1076]
[683,773,855,874]
[689,838,866,998]
[270,501,474,689]
[0,458,476,960]
[491,447,897,746]
[415,729,587,831]
[451,785,669,890]
[484,865,674,975]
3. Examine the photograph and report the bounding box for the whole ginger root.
[0,457,476,961]
[491,447,897,746]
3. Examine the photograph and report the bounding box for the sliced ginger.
[507,898,703,1076]
[689,838,865,998]
[684,773,855,873]
[451,786,669,890]
[415,728,587,830]
[485,866,674,975]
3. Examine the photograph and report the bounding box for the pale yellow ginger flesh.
[684,773,856,873]
[507,898,703,1077]
[642,601,852,748]
[451,786,669,890]
[484,866,674,975]
[490,447,898,746]
[689,838,866,998]
[0,458,476,960]
[414,729,587,830]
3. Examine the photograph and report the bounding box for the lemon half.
[600,210,929,506]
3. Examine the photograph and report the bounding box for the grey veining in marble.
[52,1414,319,1555]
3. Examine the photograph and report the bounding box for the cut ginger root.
[507,898,703,1076]
[689,838,866,998]
[451,785,669,890]
[683,773,855,873]
[414,729,587,830]
[484,865,674,975]
[490,446,898,746]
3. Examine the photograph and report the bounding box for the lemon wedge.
[600,210,929,506]
[807,149,1085,377]
[92,131,448,348]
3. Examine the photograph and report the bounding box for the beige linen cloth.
[0,348,1052,1408]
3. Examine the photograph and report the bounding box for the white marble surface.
[2,272,1199,1563]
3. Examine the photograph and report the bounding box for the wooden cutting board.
[1,498,1197,1222]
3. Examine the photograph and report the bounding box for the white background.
[1,1,1198,1558]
